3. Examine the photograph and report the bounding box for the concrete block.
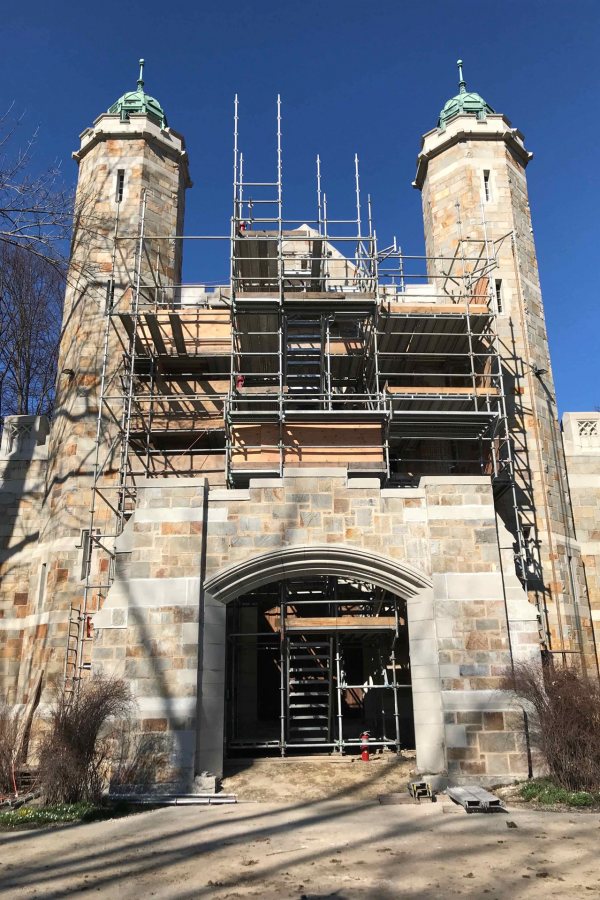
[193,774,218,794]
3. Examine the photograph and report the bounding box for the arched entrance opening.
[226,575,413,756]
[199,546,442,774]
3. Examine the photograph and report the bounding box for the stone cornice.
[72,114,192,188]
[413,114,533,190]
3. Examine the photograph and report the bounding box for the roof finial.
[457,58,467,94]
[137,58,145,91]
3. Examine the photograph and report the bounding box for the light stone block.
[380,488,425,499]
[282,467,347,478]
[407,618,436,641]
[209,489,250,501]
[406,597,434,622]
[441,690,516,712]
[409,638,438,666]
[411,677,442,694]
[445,725,468,748]
[403,507,428,522]
[439,663,460,678]
[421,475,490,486]
[427,505,495,520]
[135,508,204,523]
[411,663,442,681]
[444,572,504,600]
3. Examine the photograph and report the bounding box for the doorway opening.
[225,575,414,756]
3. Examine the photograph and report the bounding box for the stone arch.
[203,544,433,605]
[197,544,445,778]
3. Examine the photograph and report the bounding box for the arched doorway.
[226,574,413,756]
[197,545,444,777]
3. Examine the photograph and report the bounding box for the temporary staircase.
[285,316,323,395]
[286,638,333,745]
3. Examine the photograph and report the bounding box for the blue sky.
[3,0,599,414]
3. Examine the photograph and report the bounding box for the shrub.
[519,778,599,807]
[0,704,21,795]
[37,677,133,804]
[110,729,168,791]
[505,661,600,792]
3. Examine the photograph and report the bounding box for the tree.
[0,107,72,264]
[0,109,72,422]
[0,243,64,418]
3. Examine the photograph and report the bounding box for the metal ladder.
[285,317,323,395]
[287,638,333,745]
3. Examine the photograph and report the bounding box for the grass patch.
[519,778,600,808]
[0,799,141,830]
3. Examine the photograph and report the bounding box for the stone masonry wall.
[0,417,50,705]
[93,469,539,787]
[563,413,600,670]
[0,115,194,706]
[418,116,595,667]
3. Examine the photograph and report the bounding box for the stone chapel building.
[1,60,598,789]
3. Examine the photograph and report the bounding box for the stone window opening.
[105,278,115,313]
[494,279,503,314]
[38,563,47,605]
[483,169,492,202]
[78,529,92,581]
[576,419,599,448]
[115,169,125,204]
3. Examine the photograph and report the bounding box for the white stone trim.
[427,505,495,520]
[134,508,205,523]
[204,544,433,603]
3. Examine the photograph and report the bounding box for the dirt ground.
[2,759,600,899]
[221,753,416,801]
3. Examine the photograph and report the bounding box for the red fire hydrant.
[360,730,370,761]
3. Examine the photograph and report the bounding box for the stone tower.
[413,60,597,671]
[8,62,191,703]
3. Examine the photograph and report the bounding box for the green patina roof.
[438,60,494,129]
[108,59,167,128]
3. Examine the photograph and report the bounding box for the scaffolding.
[226,576,409,755]
[64,96,529,692]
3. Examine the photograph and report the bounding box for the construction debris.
[378,792,414,805]
[107,792,237,806]
[446,785,505,813]
[407,781,436,802]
